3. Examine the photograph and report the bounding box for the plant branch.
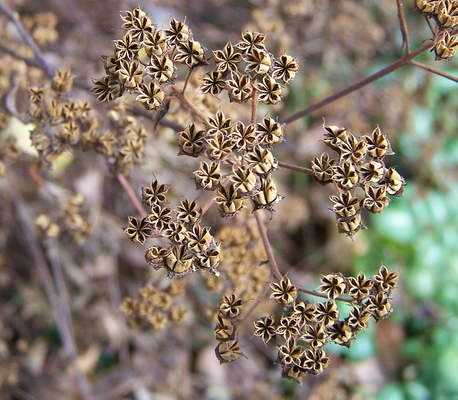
[0,2,55,76]
[298,288,353,304]
[281,41,433,125]
[278,161,314,175]
[254,211,282,281]
[116,173,147,218]
[395,0,411,54]
[409,60,458,82]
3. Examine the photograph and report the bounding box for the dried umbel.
[124,179,221,278]
[28,69,148,174]
[311,124,405,237]
[415,0,458,60]
[35,192,92,243]
[254,266,398,381]
[121,281,188,330]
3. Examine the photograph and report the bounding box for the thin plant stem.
[116,173,146,218]
[298,288,353,304]
[281,41,433,125]
[182,67,194,95]
[278,161,314,175]
[410,60,458,82]
[0,3,55,76]
[254,211,282,281]
[395,0,411,54]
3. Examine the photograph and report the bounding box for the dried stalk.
[281,41,433,125]
[395,0,411,54]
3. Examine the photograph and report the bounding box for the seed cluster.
[121,280,188,330]
[124,179,221,278]
[311,124,405,237]
[415,0,458,60]
[35,193,92,243]
[0,136,20,177]
[29,69,148,174]
[254,266,398,381]
[92,9,204,109]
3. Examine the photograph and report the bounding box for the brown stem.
[171,87,207,124]
[278,161,314,175]
[298,288,353,304]
[182,67,194,95]
[0,3,55,77]
[251,87,258,124]
[254,210,282,281]
[240,280,271,324]
[281,41,433,125]
[116,173,147,218]
[395,0,411,54]
[410,61,458,82]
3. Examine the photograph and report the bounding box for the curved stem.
[116,174,146,218]
[281,41,433,125]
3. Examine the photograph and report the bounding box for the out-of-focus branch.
[116,173,147,218]
[0,2,55,76]
[410,61,458,82]
[278,161,314,175]
[298,288,353,304]
[12,189,94,400]
[282,41,433,125]
[395,0,411,53]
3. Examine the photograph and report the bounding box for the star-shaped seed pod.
[253,316,276,344]
[272,54,299,83]
[124,12,153,42]
[200,71,226,95]
[276,316,301,340]
[347,273,373,301]
[303,348,329,375]
[333,161,359,190]
[323,124,349,151]
[175,39,205,67]
[147,205,172,231]
[163,245,194,275]
[176,199,202,225]
[315,301,339,327]
[215,339,243,364]
[219,294,243,319]
[178,124,207,157]
[207,111,233,136]
[236,31,266,54]
[136,81,165,110]
[270,276,297,305]
[244,48,272,75]
[336,213,363,237]
[256,75,282,104]
[311,153,335,184]
[232,121,256,152]
[187,224,213,253]
[145,246,170,269]
[278,338,304,366]
[359,160,385,183]
[114,33,140,61]
[213,42,241,73]
[291,301,316,325]
[303,323,328,348]
[144,30,167,57]
[329,191,360,219]
[327,321,353,347]
[364,127,390,158]
[385,167,405,195]
[214,314,236,341]
[118,60,143,88]
[246,145,278,175]
[146,54,175,83]
[368,292,393,320]
[434,31,457,60]
[338,134,367,164]
[230,166,257,195]
[124,216,153,244]
[320,274,347,299]
[164,222,188,243]
[347,305,372,331]
[226,72,253,103]
[363,185,390,213]
[253,175,281,210]
[206,131,235,160]
[256,117,283,146]
[374,265,398,292]
[215,183,246,217]
[165,19,190,46]
[141,180,169,209]
[193,160,221,191]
